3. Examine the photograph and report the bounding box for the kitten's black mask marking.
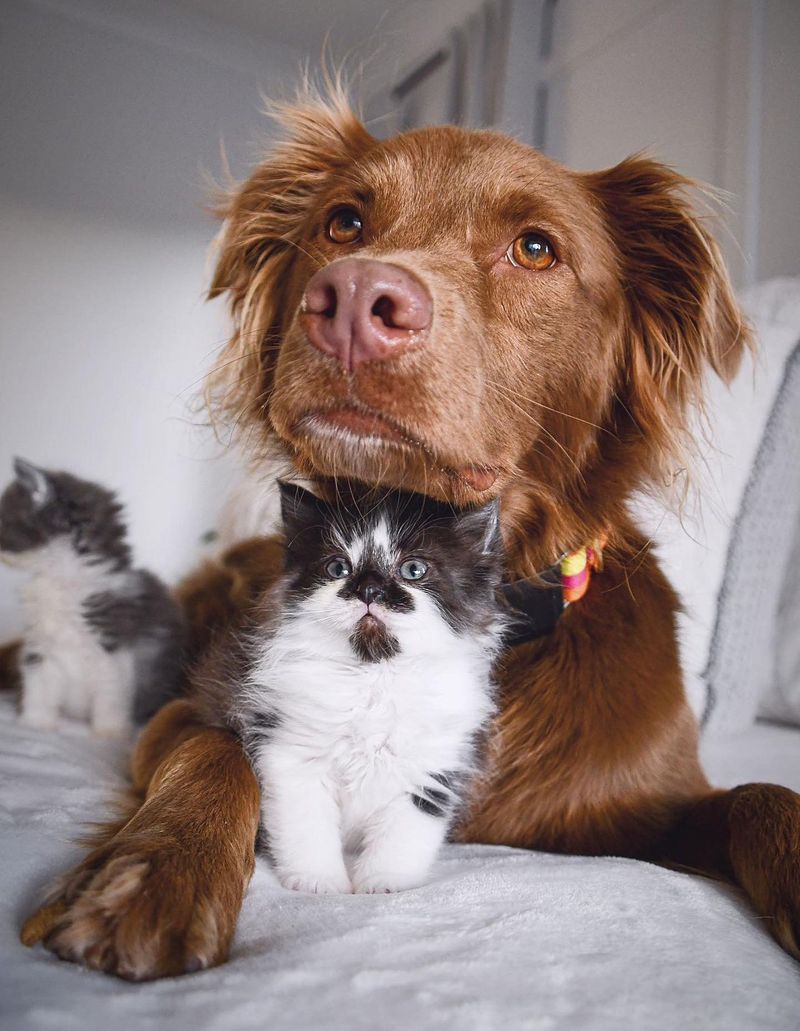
[0,458,131,570]
[278,481,503,662]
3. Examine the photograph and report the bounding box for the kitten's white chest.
[330,666,412,781]
[21,539,107,645]
[259,640,491,814]
[24,567,88,644]
[18,539,131,727]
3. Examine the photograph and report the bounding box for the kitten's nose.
[355,574,384,606]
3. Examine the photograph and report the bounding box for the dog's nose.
[355,574,385,607]
[302,259,432,371]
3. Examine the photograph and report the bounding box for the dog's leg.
[20,700,260,980]
[0,639,22,692]
[458,543,800,962]
[660,785,800,960]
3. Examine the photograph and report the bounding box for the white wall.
[0,0,300,637]
[757,0,800,282]
[542,0,752,280]
[538,0,800,286]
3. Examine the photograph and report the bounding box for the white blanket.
[1,696,799,1031]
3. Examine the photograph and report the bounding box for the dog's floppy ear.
[585,157,752,472]
[207,86,373,436]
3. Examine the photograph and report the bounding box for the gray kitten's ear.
[477,497,501,555]
[455,497,501,556]
[13,458,53,509]
[277,480,326,535]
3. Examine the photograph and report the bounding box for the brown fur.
[21,87,800,977]
[175,536,285,660]
[0,640,21,693]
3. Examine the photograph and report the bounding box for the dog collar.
[499,535,607,647]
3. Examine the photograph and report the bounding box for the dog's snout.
[302,259,432,371]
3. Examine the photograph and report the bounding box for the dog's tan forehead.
[349,126,589,236]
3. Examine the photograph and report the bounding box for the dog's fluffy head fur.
[207,85,750,569]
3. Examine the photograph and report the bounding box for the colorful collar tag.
[499,534,607,647]
[560,534,607,604]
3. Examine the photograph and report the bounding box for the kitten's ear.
[13,458,53,509]
[278,481,327,536]
[454,499,501,556]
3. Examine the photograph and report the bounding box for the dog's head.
[209,89,749,560]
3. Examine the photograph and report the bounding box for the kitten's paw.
[19,709,57,732]
[91,717,133,739]
[352,870,423,894]
[279,871,352,895]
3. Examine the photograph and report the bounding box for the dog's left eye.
[326,207,363,244]
[507,232,556,271]
[399,558,428,581]
[325,557,352,579]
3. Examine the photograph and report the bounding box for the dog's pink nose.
[302,259,432,371]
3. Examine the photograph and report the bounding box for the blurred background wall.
[1,0,798,637]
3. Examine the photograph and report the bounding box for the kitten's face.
[279,483,502,663]
[0,459,130,570]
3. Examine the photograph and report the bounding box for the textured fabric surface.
[635,276,800,728]
[2,696,800,1031]
[763,471,800,724]
[705,339,800,732]
[701,718,800,792]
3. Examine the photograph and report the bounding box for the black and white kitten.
[221,482,505,895]
[0,459,186,735]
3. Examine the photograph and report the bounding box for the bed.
[2,695,799,1030]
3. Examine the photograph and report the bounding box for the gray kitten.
[0,459,186,735]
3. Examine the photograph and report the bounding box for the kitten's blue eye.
[325,557,351,580]
[399,558,428,581]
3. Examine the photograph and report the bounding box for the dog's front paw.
[729,784,800,960]
[279,870,352,895]
[21,840,244,979]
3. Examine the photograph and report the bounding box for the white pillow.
[704,334,800,732]
[757,356,800,726]
[637,277,800,733]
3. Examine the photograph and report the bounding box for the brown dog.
[20,88,800,979]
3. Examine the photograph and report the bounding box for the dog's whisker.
[277,236,327,271]
[455,382,583,487]
[484,379,615,438]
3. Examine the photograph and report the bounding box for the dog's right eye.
[507,232,556,271]
[326,207,363,244]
